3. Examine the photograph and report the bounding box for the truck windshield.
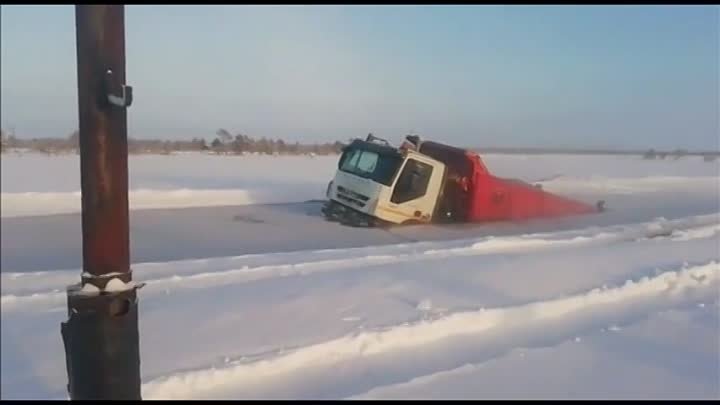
[339,147,403,186]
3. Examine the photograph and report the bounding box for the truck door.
[388,158,443,223]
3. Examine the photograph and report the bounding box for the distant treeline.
[1,128,718,161]
[0,128,346,156]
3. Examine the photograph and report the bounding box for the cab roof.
[346,139,403,157]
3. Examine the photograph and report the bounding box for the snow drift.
[140,261,719,399]
[0,187,325,218]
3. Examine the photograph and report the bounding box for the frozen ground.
[1,152,719,399]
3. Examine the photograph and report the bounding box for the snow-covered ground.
[1,152,717,218]
[1,152,719,399]
[1,153,335,217]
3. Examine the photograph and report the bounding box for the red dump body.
[418,141,597,222]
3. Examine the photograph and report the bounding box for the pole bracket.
[104,69,133,108]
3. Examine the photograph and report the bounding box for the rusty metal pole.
[61,4,142,400]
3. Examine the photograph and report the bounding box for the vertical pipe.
[75,4,130,286]
[61,5,141,400]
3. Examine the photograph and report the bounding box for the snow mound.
[0,187,323,218]
[538,176,718,195]
[140,261,719,399]
[3,213,718,312]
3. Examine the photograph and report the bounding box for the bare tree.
[210,137,224,153]
[216,128,233,145]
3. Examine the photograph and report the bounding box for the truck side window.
[391,159,433,204]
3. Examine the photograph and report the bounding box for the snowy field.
[1,151,718,218]
[1,152,335,218]
[1,152,719,399]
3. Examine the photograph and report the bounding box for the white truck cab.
[323,137,447,226]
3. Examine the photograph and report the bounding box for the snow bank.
[141,261,718,399]
[1,153,335,217]
[2,153,717,218]
[1,187,325,218]
[352,306,719,399]
[3,175,716,218]
[669,223,720,241]
[0,153,337,193]
[3,213,717,312]
[538,175,718,196]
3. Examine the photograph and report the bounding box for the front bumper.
[322,200,379,227]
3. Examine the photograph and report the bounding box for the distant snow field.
[1,152,718,399]
[1,153,336,217]
[1,152,718,217]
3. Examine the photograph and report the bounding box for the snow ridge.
[141,261,719,399]
[2,214,717,313]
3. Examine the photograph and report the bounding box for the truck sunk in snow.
[322,134,604,227]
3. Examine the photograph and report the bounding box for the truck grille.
[336,185,369,208]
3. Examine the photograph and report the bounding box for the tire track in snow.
[141,261,719,400]
[2,215,718,313]
[4,213,717,294]
[348,307,720,401]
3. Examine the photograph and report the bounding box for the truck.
[322,134,604,227]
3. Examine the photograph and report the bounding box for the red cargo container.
[418,141,598,223]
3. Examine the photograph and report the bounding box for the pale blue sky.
[1,5,718,150]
